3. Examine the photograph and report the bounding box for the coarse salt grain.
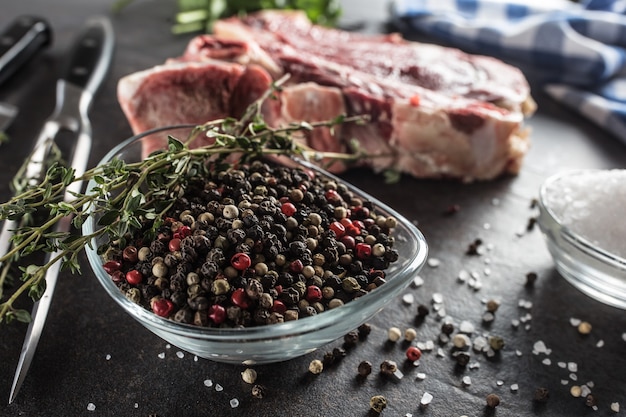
[105,354,111,360]
[412,276,424,288]
[420,392,433,406]
[402,293,415,305]
[204,379,213,387]
[215,384,223,392]
[462,376,472,386]
[87,403,96,411]
[157,352,165,359]
[542,358,551,366]
[544,169,626,258]
[611,402,620,412]
[230,398,239,408]
[416,373,426,380]
[427,258,441,268]
[510,383,519,392]
[176,351,184,359]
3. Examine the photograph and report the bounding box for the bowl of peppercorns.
[83,124,428,364]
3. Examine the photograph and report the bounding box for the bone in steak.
[118,10,536,181]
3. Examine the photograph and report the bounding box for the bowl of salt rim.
[537,169,626,309]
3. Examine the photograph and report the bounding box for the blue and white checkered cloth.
[391,0,626,143]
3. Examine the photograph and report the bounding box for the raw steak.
[117,10,535,181]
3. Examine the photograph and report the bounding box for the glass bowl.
[537,169,626,310]
[82,125,429,364]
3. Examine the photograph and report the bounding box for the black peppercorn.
[357,360,372,377]
[534,387,550,403]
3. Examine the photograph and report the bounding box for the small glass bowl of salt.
[538,169,626,309]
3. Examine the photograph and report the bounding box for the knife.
[0,16,52,132]
[6,16,114,405]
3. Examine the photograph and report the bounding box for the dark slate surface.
[1,1,625,416]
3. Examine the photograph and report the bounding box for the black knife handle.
[62,17,113,94]
[0,16,52,86]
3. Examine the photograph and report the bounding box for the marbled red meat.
[117,10,535,181]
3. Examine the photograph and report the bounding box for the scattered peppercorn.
[369,395,387,413]
[357,323,372,339]
[486,393,500,408]
[379,360,397,376]
[309,359,324,375]
[343,330,359,348]
[251,384,265,399]
[585,394,597,407]
[416,304,429,318]
[525,272,538,287]
[357,360,372,377]
[578,321,592,335]
[387,327,402,342]
[534,387,550,403]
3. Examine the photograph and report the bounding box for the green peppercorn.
[341,277,361,293]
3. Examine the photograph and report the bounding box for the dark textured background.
[1,1,625,416]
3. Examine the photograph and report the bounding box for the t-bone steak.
[118,10,536,181]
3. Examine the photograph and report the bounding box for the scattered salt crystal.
[176,351,185,359]
[436,348,446,357]
[570,317,581,327]
[420,392,433,406]
[484,257,491,264]
[165,344,171,349]
[496,380,504,386]
[567,362,578,372]
[204,379,213,387]
[411,276,424,288]
[458,270,469,282]
[596,340,605,348]
[510,384,519,392]
[622,332,626,342]
[427,258,441,268]
[215,384,224,392]
[470,271,480,279]
[459,320,475,334]
[484,267,491,276]
[402,293,415,305]
[405,414,413,417]
[587,381,595,388]
[194,355,199,362]
[87,403,96,411]
[416,373,426,380]
[462,376,472,386]
[511,319,520,328]
[105,354,111,361]
[515,350,523,357]
[230,398,239,408]
[557,361,566,368]
[483,222,491,230]
[157,352,165,359]
[482,312,495,323]
[580,385,591,397]
[542,358,551,366]
[134,403,139,408]
[610,402,620,412]
[561,380,569,385]
[532,340,551,355]
[468,362,480,370]
[436,307,447,318]
[543,169,626,258]
[432,293,444,304]
[570,373,578,381]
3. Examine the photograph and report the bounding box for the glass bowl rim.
[82,124,429,341]
[538,168,626,271]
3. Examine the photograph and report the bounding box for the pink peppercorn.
[152,298,174,318]
[329,221,345,237]
[208,304,226,324]
[174,225,191,239]
[356,243,372,259]
[126,270,143,285]
[231,252,252,270]
[103,260,122,275]
[306,285,323,303]
[281,202,297,217]
[271,300,287,314]
[168,238,181,252]
[289,259,304,273]
[231,288,250,309]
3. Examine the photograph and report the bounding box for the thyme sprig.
[0,77,381,326]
